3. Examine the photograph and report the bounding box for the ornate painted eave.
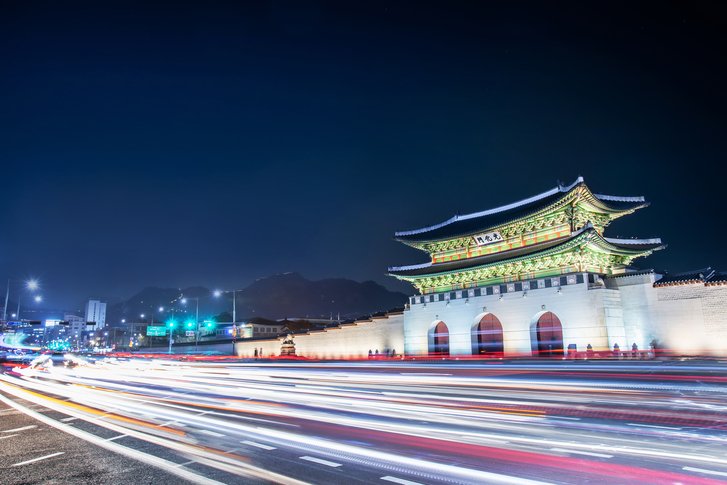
[389,224,664,280]
[394,177,649,249]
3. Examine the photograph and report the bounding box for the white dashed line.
[2,425,37,433]
[60,417,78,422]
[198,429,225,437]
[0,434,19,440]
[107,434,127,441]
[241,440,276,450]
[12,452,65,467]
[381,477,423,485]
[626,423,681,430]
[299,456,342,467]
[683,466,727,478]
[550,448,613,458]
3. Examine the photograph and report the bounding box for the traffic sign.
[146,326,167,337]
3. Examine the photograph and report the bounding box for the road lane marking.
[107,434,127,441]
[241,440,276,450]
[198,429,225,437]
[0,434,19,440]
[0,393,227,485]
[550,448,613,458]
[299,456,342,467]
[626,423,681,430]
[12,452,65,467]
[381,476,423,485]
[683,467,727,478]
[60,417,78,422]
[2,425,37,433]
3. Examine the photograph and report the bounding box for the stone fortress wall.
[234,312,404,359]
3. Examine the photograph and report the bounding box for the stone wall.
[404,276,617,356]
[234,312,405,359]
[652,283,727,354]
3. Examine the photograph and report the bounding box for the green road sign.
[146,326,167,337]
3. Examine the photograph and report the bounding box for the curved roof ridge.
[387,261,433,272]
[395,176,584,237]
[604,237,662,245]
[593,193,645,202]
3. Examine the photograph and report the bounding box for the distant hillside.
[107,273,407,325]
[234,272,407,320]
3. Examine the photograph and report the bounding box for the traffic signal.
[166,319,177,328]
[185,320,194,329]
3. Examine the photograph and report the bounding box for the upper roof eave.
[394,177,648,245]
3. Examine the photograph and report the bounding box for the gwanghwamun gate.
[235,177,727,359]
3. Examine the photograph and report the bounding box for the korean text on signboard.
[146,326,167,337]
[473,231,504,246]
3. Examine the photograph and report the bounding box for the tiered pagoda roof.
[389,177,664,294]
[395,177,648,248]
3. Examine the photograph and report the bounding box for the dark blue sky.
[1,2,726,308]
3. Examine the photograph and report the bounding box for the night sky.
[2,2,726,308]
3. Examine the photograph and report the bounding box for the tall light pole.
[180,296,200,350]
[167,320,176,354]
[3,278,40,324]
[214,289,243,324]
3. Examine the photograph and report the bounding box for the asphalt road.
[2,358,727,484]
[0,393,197,484]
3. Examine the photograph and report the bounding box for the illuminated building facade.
[389,177,727,356]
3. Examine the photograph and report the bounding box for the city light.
[26,279,39,291]
[34,295,42,303]
[181,298,187,305]
[158,306,164,312]
[213,290,222,297]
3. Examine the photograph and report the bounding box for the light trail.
[2,358,727,484]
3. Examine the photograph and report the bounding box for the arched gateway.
[429,321,450,356]
[472,314,504,356]
[533,311,564,357]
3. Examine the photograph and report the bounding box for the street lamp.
[166,319,176,354]
[214,288,243,324]
[180,296,200,350]
[3,278,42,323]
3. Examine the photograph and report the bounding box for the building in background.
[85,300,107,330]
[64,313,86,346]
[237,321,285,339]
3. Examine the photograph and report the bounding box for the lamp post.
[3,279,40,325]
[213,289,243,324]
[180,296,200,350]
[167,320,177,354]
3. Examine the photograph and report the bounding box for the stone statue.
[280,334,296,356]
